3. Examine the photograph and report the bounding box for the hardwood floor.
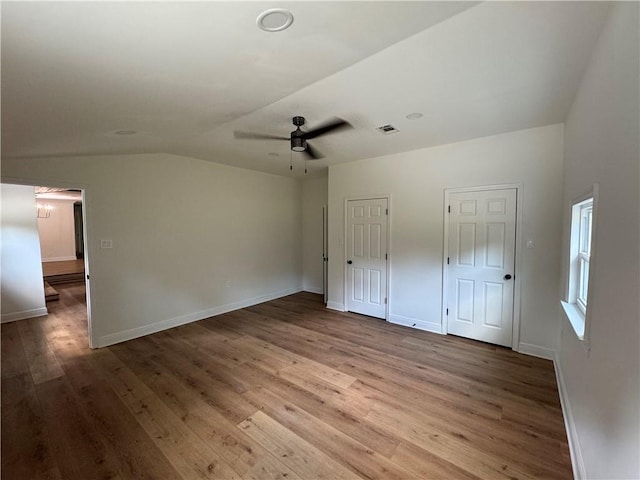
[1,284,572,479]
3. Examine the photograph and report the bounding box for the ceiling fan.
[234,116,353,160]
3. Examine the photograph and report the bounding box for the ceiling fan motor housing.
[291,117,307,151]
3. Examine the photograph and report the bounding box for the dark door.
[74,202,84,259]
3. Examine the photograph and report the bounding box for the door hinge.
[385,208,389,215]
[447,257,450,264]
[446,308,449,315]
[385,253,388,260]
[448,205,451,213]
[86,275,90,280]
[384,298,388,304]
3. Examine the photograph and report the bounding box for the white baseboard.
[42,256,78,262]
[326,301,345,312]
[303,287,324,295]
[517,342,556,360]
[553,352,584,480]
[1,307,49,323]
[389,313,443,334]
[96,287,302,348]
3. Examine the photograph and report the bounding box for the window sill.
[561,301,586,341]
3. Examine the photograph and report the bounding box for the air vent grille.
[376,124,399,135]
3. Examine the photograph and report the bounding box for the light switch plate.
[526,240,535,249]
[100,239,113,249]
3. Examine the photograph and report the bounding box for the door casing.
[442,184,523,351]
[343,194,391,321]
[2,175,95,348]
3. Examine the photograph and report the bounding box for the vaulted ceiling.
[1,2,611,177]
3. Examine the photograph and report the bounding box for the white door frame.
[343,194,391,321]
[2,175,96,349]
[442,184,523,350]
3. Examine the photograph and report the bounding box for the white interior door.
[346,198,388,319]
[446,189,516,347]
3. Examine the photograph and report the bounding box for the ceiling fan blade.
[234,131,289,141]
[304,142,324,160]
[303,117,353,140]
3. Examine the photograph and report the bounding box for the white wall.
[37,198,77,261]
[1,184,48,322]
[556,3,639,479]
[1,153,302,347]
[302,176,328,294]
[328,124,564,353]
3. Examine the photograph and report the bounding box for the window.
[562,186,598,345]
[575,200,593,314]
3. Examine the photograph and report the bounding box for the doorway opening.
[2,182,93,347]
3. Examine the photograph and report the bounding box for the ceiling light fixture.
[406,112,424,120]
[257,8,294,32]
[36,203,53,219]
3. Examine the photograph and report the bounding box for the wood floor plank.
[234,334,357,390]
[1,322,30,378]
[366,402,534,480]
[391,440,483,480]
[110,339,299,480]
[1,285,572,479]
[239,411,360,480]
[112,334,257,424]
[1,374,62,480]
[90,348,243,480]
[244,385,418,480]
[41,318,184,480]
[367,398,570,479]
[170,322,253,369]
[16,318,65,385]
[34,376,123,480]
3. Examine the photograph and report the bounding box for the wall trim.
[303,286,324,295]
[517,342,555,360]
[553,352,585,480]
[96,287,302,348]
[326,301,345,312]
[1,307,49,323]
[42,256,78,263]
[389,314,443,334]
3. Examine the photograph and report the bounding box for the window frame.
[575,201,592,314]
[561,185,599,349]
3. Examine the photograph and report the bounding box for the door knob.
[504,274,512,280]
[347,260,353,264]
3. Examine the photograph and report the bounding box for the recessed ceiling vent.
[376,124,399,135]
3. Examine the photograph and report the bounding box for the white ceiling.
[2,2,611,177]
